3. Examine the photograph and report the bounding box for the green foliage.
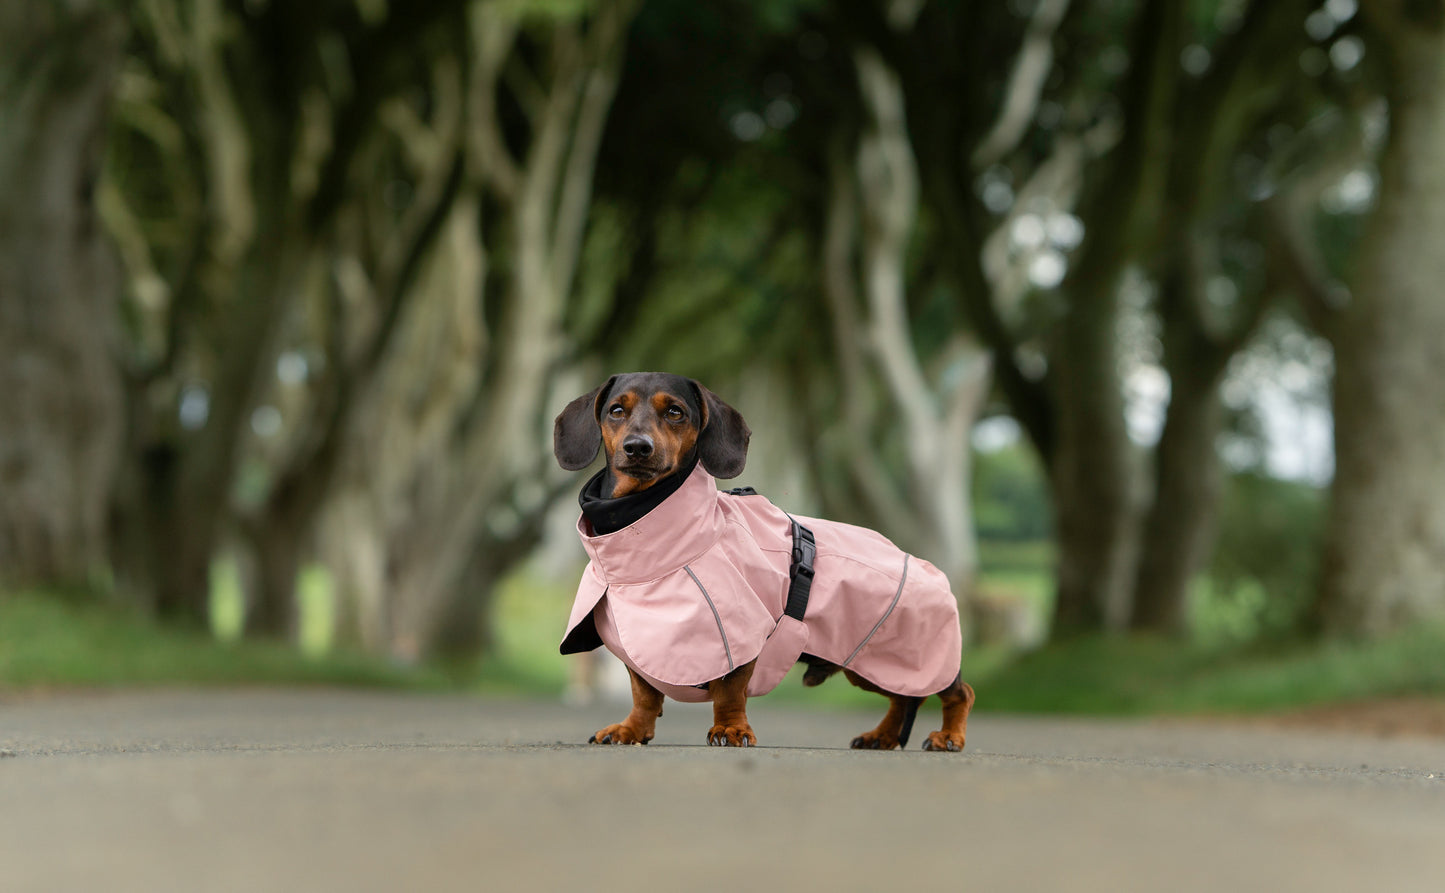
[1206,471,1325,636]
[972,444,1052,541]
[1187,575,1269,649]
[977,539,1055,576]
[481,566,577,693]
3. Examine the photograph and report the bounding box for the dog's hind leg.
[921,674,975,752]
[842,670,921,750]
[798,653,842,687]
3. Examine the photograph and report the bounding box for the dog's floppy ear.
[691,380,750,479]
[553,376,617,470]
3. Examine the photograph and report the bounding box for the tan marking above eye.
[605,392,638,421]
[649,393,689,423]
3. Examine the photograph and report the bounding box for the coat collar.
[576,463,725,585]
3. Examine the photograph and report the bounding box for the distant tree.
[352,0,642,660]
[878,0,1316,633]
[104,0,469,626]
[591,0,993,596]
[102,0,639,657]
[818,4,991,592]
[0,1,127,593]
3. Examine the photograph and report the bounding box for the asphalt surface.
[3,689,1445,892]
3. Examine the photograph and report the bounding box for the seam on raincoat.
[843,554,909,667]
[589,531,725,586]
[684,565,733,671]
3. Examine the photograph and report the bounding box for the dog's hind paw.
[850,730,901,750]
[921,731,965,752]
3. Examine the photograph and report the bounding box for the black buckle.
[785,519,815,621]
[791,524,815,578]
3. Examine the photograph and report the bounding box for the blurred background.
[3,0,1443,713]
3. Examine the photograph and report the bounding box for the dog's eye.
[608,404,625,419]
[665,406,684,421]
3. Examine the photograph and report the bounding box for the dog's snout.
[622,435,654,459]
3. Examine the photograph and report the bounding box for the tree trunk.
[814,21,990,601]
[1318,12,1445,636]
[0,4,126,592]
[853,43,990,591]
[1048,280,1142,633]
[430,513,550,660]
[1130,361,1225,633]
[140,214,304,625]
[245,480,310,639]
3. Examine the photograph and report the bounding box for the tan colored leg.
[588,666,665,745]
[922,677,975,752]
[705,660,757,747]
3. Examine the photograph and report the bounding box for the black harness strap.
[786,518,815,622]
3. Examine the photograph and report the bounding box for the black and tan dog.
[555,372,975,750]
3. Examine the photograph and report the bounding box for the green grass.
[975,628,1445,715]
[8,558,1445,720]
[0,591,446,691]
[481,549,1445,717]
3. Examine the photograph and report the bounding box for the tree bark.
[1318,9,1445,636]
[1130,353,1225,633]
[0,3,126,592]
[246,499,305,637]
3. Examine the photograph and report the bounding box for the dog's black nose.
[622,435,654,459]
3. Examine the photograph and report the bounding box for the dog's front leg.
[705,659,757,747]
[589,667,665,745]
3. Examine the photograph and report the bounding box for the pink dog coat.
[561,464,962,702]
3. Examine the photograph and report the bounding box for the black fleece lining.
[576,453,698,535]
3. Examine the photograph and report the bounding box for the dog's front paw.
[921,731,965,752]
[706,723,756,747]
[588,723,652,745]
[849,729,901,750]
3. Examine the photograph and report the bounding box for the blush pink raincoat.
[561,464,962,702]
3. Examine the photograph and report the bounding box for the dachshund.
[555,372,974,751]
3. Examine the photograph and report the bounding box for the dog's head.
[553,372,751,497]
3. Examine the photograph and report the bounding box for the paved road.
[3,689,1444,892]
